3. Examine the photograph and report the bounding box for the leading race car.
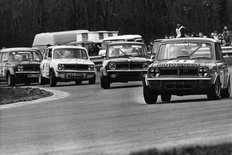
[143,38,231,104]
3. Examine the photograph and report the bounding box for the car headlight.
[109,63,116,70]
[143,62,149,68]
[17,65,23,71]
[58,64,65,70]
[148,67,160,78]
[198,67,208,77]
[88,65,95,70]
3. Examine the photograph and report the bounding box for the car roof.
[108,41,145,46]
[159,37,219,43]
[47,45,87,50]
[0,47,39,53]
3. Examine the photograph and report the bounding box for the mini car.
[0,47,42,86]
[100,42,152,89]
[143,38,231,104]
[39,45,96,87]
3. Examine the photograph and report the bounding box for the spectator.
[222,26,231,46]
[198,32,204,37]
[176,23,186,38]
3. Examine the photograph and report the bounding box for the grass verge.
[130,143,232,155]
[0,87,53,105]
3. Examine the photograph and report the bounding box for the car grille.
[64,64,89,70]
[115,62,144,70]
[21,64,40,71]
[159,68,198,76]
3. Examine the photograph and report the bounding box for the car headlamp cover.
[109,62,116,70]
[149,67,160,78]
[198,67,208,77]
[17,65,23,71]
[58,64,65,70]
[88,64,95,70]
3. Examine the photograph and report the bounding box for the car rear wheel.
[89,75,96,84]
[50,70,57,87]
[7,73,15,86]
[101,76,110,89]
[221,78,231,98]
[143,80,158,104]
[161,93,172,102]
[207,78,221,100]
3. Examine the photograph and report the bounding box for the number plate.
[27,74,39,78]
[67,73,85,78]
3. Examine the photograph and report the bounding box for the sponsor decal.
[157,61,200,67]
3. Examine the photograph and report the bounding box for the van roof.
[102,34,142,41]
[32,30,89,47]
[0,47,38,53]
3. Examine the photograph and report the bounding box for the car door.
[215,43,227,88]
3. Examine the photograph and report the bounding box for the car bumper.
[57,70,96,80]
[15,71,39,79]
[146,76,211,94]
[107,70,147,81]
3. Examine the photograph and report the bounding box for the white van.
[98,34,143,56]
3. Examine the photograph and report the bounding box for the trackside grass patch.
[0,87,53,105]
[130,143,232,155]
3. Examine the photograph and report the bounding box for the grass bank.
[0,87,53,105]
[130,143,232,155]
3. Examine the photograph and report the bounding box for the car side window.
[215,43,223,61]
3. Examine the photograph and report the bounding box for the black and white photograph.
[0,0,232,155]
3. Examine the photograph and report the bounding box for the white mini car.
[39,45,96,87]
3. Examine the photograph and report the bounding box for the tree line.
[0,0,228,47]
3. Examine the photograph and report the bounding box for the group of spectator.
[174,23,232,46]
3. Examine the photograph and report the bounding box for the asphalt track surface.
[0,72,232,155]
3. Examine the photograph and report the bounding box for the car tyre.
[101,76,110,89]
[89,75,96,84]
[7,73,15,86]
[39,72,47,85]
[161,93,172,102]
[143,80,158,104]
[50,70,57,87]
[75,80,82,85]
[207,78,221,100]
[221,78,231,98]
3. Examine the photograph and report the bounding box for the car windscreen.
[107,44,147,58]
[157,42,213,60]
[53,48,88,60]
[9,51,42,62]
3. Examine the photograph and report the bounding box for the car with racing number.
[143,37,231,104]
[39,45,96,87]
[100,42,152,89]
[0,47,42,86]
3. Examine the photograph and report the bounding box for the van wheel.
[221,78,231,98]
[7,73,15,86]
[50,70,57,87]
[207,78,221,100]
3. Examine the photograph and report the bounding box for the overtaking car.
[143,38,231,104]
[39,45,96,87]
[100,42,152,89]
[0,47,42,86]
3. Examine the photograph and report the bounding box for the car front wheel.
[100,76,110,89]
[143,80,158,104]
[207,78,221,100]
[161,93,172,102]
[7,73,15,86]
[50,70,57,87]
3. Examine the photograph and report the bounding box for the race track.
[0,73,232,155]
